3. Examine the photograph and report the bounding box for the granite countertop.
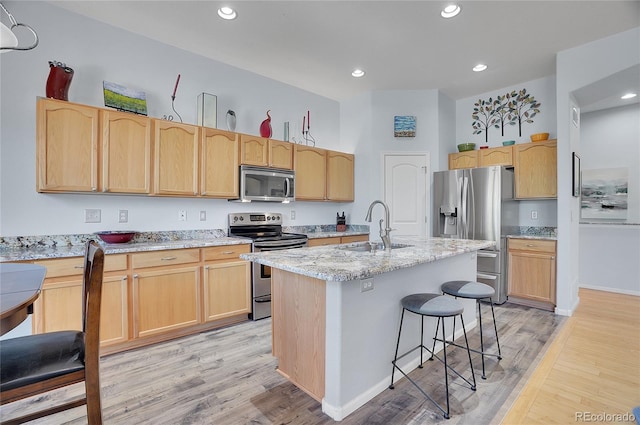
[283,224,369,239]
[0,231,250,263]
[240,236,494,282]
[505,226,557,241]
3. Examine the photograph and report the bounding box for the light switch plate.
[85,209,101,223]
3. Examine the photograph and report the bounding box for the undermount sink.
[338,242,413,252]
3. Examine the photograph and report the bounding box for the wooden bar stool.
[389,293,476,419]
[437,280,502,379]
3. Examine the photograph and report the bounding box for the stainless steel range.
[228,212,308,320]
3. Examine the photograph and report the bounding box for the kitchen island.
[241,236,494,421]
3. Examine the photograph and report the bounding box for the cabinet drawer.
[203,244,251,262]
[341,235,369,244]
[34,254,128,278]
[308,237,341,247]
[508,239,556,253]
[131,249,199,269]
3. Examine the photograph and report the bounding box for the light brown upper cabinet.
[448,151,478,170]
[37,98,99,192]
[294,145,327,200]
[153,120,200,196]
[478,146,513,167]
[201,128,239,198]
[239,135,293,169]
[101,110,152,194]
[513,140,557,199]
[327,150,354,201]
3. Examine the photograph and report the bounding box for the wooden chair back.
[0,240,105,425]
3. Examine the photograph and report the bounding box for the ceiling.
[49,1,640,109]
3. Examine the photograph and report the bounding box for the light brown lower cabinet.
[307,234,369,247]
[32,254,129,347]
[202,245,252,322]
[29,244,252,355]
[507,238,557,311]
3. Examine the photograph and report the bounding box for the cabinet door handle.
[222,251,234,255]
[133,274,139,279]
[204,266,210,270]
[526,244,535,247]
[121,276,128,282]
[74,265,84,269]
[161,256,178,261]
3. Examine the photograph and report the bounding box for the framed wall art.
[394,115,416,137]
[572,152,581,197]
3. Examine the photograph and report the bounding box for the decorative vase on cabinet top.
[260,110,272,138]
[46,60,74,101]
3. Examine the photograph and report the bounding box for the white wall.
[578,103,640,295]
[580,104,640,222]
[455,76,557,147]
[343,89,444,231]
[556,27,640,314]
[0,1,351,237]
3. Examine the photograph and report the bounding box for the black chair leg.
[389,309,405,389]
[489,298,502,360]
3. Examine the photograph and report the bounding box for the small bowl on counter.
[530,132,549,142]
[457,143,476,152]
[95,231,138,244]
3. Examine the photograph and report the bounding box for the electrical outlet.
[178,210,187,221]
[199,211,207,221]
[531,210,538,220]
[361,278,374,292]
[84,209,101,223]
[119,210,128,223]
[290,210,296,220]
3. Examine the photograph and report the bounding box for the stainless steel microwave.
[233,165,295,203]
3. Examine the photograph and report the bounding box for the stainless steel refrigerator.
[433,166,519,303]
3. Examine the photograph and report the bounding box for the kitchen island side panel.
[322,252,477,420]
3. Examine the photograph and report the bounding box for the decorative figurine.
[46,60,74,101]
[260,110,272,138]
[226,110,236,131]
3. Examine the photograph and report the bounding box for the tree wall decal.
[471,97,498,144]
[507,89,541,137]
[492,93,515,137]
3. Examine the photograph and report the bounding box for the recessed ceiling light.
[217,6,237,20]
[473,64,487,72]
[621,92,637,100]
[441,4,461,18]
[352,69,365,78]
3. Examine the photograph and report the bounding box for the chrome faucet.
[365,200,392,250]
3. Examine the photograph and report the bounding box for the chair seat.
[401,293,463,317]
[441,280,495,299]
[0,330,85,392]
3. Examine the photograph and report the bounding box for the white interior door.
[383,153,429,237]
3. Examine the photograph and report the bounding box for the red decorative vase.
[46,61,74,101]
[260,110,272,138]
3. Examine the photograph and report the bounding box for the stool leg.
[478,299,486,379]
[429,317,439,361]
[488,298,502,360]
[389,309,406,389]
[460,314,477,391]
[419,315,424,368]
[440,317,450,420]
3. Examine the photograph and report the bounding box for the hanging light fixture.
[0,2,38,52]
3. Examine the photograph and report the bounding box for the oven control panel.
[229,212,282,226]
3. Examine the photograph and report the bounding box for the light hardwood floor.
[500,288,640,424]
[1,288,637,424]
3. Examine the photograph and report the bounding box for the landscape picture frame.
[103,81,148,115]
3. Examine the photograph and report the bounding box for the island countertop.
[240,236,494,281]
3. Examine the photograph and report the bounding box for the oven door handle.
[477,273,497,280]
[254,240,308,249]
[255,296,271,303]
